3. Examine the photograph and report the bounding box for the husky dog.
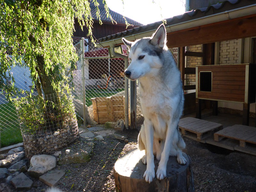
[122,24,187,183]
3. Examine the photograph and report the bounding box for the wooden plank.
[167,14,256,48]
[184,51,204,57]
[91,98,99,123]
[179,47,185,86]
[214,125,256,147]
[179,117,222,141]
[184,67,196,74]
[113,105,124,111]
[179,117,199,127]
[107,97,114,122]
[213,76,245,81]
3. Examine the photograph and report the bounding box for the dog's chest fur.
[139,76,180,139]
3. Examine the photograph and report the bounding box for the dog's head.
[122,24,167,80]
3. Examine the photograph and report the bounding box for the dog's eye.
[138,55,145,60]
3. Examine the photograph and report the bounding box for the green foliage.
[0,0,111,132]
[14,91,76,134]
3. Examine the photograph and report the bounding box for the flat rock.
[0,151,25,167]
[28,155,56,177]
[8,147,24,155]
[58,139,93,164]
[95,135,104,141]
[80,131,95,139]
[0,168,8,180]
[87,126,104,132]
[39,169,65,187]
[94,129,115,137]
[0,183,12,192]
[8,159,28,173]
[0,154,7,160]
[11,172,33,189]
[113,133,127,141]
[0,143,23,154]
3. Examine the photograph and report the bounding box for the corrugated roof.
[90,0,142,26]
[98,0,256,43]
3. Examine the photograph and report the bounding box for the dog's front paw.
[143,169,155,183]
[141,155,147,164]
[156,167,166,180]
[177,154,187,165]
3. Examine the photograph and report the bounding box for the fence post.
[80,38,87,129]
[124,58,129,129]
[130,80,137,129]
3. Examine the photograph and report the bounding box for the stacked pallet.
[91,95,125,124]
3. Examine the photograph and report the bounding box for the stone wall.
[22,118,79,159]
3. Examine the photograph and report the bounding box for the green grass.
[0,102,23,147]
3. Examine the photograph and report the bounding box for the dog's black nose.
[124,70,131,78]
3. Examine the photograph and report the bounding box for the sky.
[105,0,186,25]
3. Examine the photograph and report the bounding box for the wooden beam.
[167,14,256,48]
[184,67,196,74]
[184,85,196,90]
[184,51,204,57]
[179,47,185,86]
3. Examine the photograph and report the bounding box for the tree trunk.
[114,149,194,192]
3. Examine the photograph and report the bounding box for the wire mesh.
[0,65,32,147]
[83,43,126,124]
[0,37,127,149]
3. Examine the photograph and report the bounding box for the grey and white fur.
[122,24,187,183]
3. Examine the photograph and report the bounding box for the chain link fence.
[74,38,126,126]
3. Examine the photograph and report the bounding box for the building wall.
[217,38,256,114]
[185,44,203,85]
[219,39,240,64]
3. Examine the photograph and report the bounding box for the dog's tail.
[177,129,186,150]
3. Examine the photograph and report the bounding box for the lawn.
[0,102,23,147]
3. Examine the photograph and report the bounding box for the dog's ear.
[150,24,166,49]
[122,38,132,50]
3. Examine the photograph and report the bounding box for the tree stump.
[114,149,194,192]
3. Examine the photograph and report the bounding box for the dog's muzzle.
[124,70,131,78]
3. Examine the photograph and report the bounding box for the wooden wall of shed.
[197,65,246,102]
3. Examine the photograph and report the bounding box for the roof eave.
[98,4,256,48]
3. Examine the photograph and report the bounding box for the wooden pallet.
[179,117,223,142]
[214,124,256,147]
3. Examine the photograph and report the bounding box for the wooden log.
[114,149,194,192]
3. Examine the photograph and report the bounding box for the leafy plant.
[0,0,111,133]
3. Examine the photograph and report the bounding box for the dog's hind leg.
[143,119,155,183]
[176,129,187,164]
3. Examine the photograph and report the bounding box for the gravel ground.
[12,128,256,192]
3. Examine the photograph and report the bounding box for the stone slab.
[11,172,33,189]
[8,159,28,173]
[0,143,23,154]
[80,131,95,139]
[39,169,65,187]
[87,126,104,132]
[0,151,25,167]
[0,168,8,180]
